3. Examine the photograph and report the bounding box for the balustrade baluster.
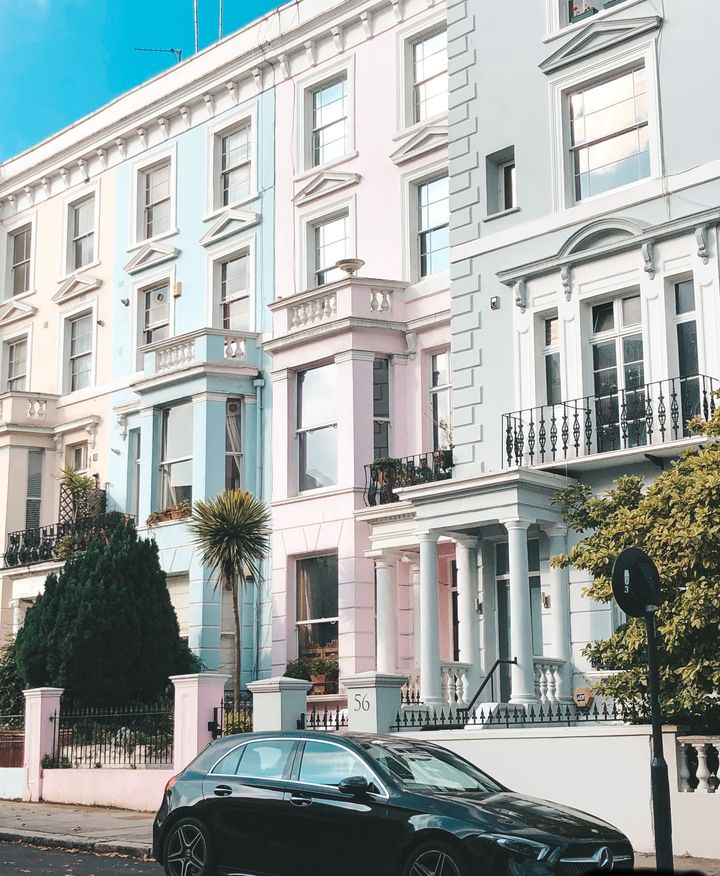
[546,666,558,704]
[515,421,524,466]
[528,415,536,464]
[646,392,654,444]
[620,390,628,448]
[584,405,592,456]
[670,382,680,440]
[538,410,547,463]
[695,743,713,792]
[505,419,513,467]
[561,407,569,458]
[572,405,581,455]
[702,383,710,421]
[550,413,558,460]
[677,743,692,792]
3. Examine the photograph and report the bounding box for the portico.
[357,467,574,712]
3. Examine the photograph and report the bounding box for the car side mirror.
[338,775,371,796]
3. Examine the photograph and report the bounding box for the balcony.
[0,392,58,430]
[364,449,453,507]
[502,374,718,468]
[2,511,130,569]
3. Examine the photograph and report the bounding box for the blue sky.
[0,0,281,162]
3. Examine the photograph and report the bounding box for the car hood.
[419,790,623,841]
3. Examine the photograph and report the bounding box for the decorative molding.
[641,241,655,278]
[560,265,572,301]
[52,273,103,304]
[137,128,147,149]
[390,123,448,166]
[331,26,343,53]
[390,0,403,22]
[124,241,180,275]
[558,217,647,257]
[225,81,238,104]
[696,225,710,264]
[251,67,263,92]
[278,53,290,78]
[540,16,663,74]
[203,93,215,117]
[86,421,97,450]
[23,186,34,206]
[59,168,69,189]
[514,279,528,312]
[178,106,191,130]
[157,117,169,140]
[0,299,37,328]
[116,413,128,441]
[95,149,107,169]
[293,170,361,206]
[199,208,260,247]
[40,177,50,197]
[304,40,316,66]
[77,158,87,180]
[359,11,372,37]
[115,138,127,159]
[53,434,63,454]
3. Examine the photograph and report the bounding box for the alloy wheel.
[409,849,463,876]
[165,822,207,876]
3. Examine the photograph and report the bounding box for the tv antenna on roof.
[134,47,183,64]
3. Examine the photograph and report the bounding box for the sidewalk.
[0,800,153,857]
[0,800,719,872]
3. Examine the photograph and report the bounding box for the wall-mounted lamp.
[96,319,105,327]
[120,298,130,307]
[490,296,501,310]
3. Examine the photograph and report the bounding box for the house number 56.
[354,694,370,712]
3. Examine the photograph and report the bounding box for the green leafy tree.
[0,642,25,717]
[187,490,271,707]
[552,407,720,732]
[14,516,198,705]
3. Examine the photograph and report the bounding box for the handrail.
[462,658,517,715]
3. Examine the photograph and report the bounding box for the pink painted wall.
[42,768,174,812]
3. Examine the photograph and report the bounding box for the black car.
[153,730,634,876]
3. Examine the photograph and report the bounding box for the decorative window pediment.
[540,16,662,74]
[0,299,37,328]
[390,124,448,166]
[558,218,648,256]
[199,208,259,247]
[293,172,361,207]
[124,242,179,275]
[52,274,102,304]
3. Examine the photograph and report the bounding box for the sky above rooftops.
[0,0,280,162]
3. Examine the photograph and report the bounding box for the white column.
[418,532,443,706]
[546,525,573,701]
[503,519,537,705]
[455,537,480,690]
[375,558,397,674]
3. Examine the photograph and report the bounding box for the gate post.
[342,672,407,733]
[170,673,230,772]
[22,687,63,802]
[247,677,312,731]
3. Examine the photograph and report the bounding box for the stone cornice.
[0,0,441,213]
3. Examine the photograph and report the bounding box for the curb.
[0,827,153,859]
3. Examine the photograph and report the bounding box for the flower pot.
[310,674,327,695]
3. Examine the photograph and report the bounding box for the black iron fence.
[502,374,718,468]
[208,693,253,740]
[0,713,24,768]
[3,512,134,569]
[364,448,453,506]
[297,705,348,732]
[48,701,173,768]
[393,700,649,732]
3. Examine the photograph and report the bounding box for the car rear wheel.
[403,841,468,876]
[163,817,214,876]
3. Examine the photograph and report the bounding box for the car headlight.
[483,834,552,862]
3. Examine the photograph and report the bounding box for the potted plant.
[309,657,339,695]
[371,456,403,504]
[146,499,192,528]
[283,658,312,681]
[571,4,598,21]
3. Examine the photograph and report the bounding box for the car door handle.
[290,794,313,807]
[214,784,233,797]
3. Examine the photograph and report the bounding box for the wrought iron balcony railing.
[502,374,718,468]
[3,512,133,569]
[364,449,453,507]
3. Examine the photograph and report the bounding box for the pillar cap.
[170,673,231,688]
[247,676,312,694]
[341,671,408,690]
[23,687,64,699]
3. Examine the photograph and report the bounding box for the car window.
[298,740,376,788]
[235,740,296,780]
[211,745,244,775]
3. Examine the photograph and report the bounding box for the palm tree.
[187,490,271,707]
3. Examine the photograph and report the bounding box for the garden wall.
[42,767,174,811]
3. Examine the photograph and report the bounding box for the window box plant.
[283,659,312,682]
[309,657,339,695]
[146,499,192,528]
[571,4,598,21]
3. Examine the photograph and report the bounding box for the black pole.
[644,609,674,872]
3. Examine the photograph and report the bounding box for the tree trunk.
[231,576,242,709]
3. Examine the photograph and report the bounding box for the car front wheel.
[163,816,214,876]
[403,840,468,876]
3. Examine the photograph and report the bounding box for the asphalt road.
[0,842,159,874]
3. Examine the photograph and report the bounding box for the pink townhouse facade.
[267,0,452,698]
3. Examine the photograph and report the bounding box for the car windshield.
[360,740,503,795]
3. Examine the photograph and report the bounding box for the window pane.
[675,280,695,315]
[544,317,559,348]
[432,387,451,451]
[222,126,251,169]
[418,177,449,277]
[163,403,193,460]
[236,740,296,781]
[299,741,375,788]
[211,746,244,776]
[74,198,94,238]
[297,620,338,665]
[225,399,242,492]
[373,358,390,418]
[496,542,509,576]
[70,315,92,356]
[622,295,641,327]
[224,164,251,204]
[545,352,561,405]
[298,365,337,428]
[677,321,699,378]
[314,215,348,284]
[431,352,449,387]
[312,79,347,166]
[592,302,615,334]
[299,426,337,490]
[413,30,448,123]
[373,420,389,459]
[297,555,338,622]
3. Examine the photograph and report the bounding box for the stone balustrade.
[138,329,255,380]
[534,657,566,705]
[677,736,720,792]
[156,338,196,374]
[0,392,58,427]
[441,661,472,706]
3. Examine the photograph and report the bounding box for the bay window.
[159,402,193,508]
[297,364,337,491]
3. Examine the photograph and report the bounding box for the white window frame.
[1,326,32,393]
[61,181,101,279]
[298,196,356,292]
[296,363,338,493]
[549,41,661,212]
[205,233,256,333]
[395,13,448,134]
[498,159,517,213]
[225,398,244,492]
[2,212,37,302]
[129,145,177,250]
[401,160,450,291]
[295,58,356,177]
[373,356,391,460]
[158,401,194,510]
[542,313,562,406]
[65,441,89,473]
[205,104,258,218]
[131,263,176,372]
[428,348,452,451]
[59,302,97,397]
[544,0,643,38]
